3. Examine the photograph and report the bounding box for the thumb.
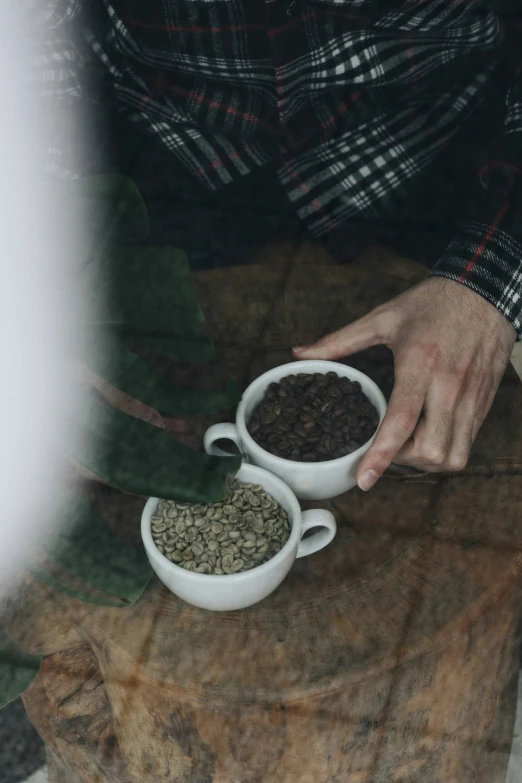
[293,312,382,361]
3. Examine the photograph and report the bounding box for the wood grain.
[6,243,522,782]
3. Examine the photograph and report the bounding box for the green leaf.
[41,494,153,604]
[67,391,242,502]
[126,333,216,363]
[29,566,127,609]
[63,174,243,543]
[0,629,41,709]
[64,174,150,242]
[87,246,205,335]
[86,333,238,416]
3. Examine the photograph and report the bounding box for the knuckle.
[446,453,468,472]
[420,446,447,467]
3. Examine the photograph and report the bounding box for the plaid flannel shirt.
[20,0,522,336]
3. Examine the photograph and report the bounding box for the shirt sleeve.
[430,20,522,339]
[16,0,85,178]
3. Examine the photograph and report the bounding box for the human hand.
[293,277,516,490]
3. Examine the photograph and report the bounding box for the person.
[27,0,522,491]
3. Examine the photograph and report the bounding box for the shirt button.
[287,1,297,16]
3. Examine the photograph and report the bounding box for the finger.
[293,310,386,361]
[454,377,498,460]
[356,362,429,490]
[396,404,473,473]
[471,387,497,443]
[444,397,477,471]
[393,378,458,471]
[394,413,454,472]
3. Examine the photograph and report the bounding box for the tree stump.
[7,246,522,782]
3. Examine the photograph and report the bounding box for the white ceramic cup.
[141,463,336,612]
[204,360,387,501]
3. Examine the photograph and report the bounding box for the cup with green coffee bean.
[141,463,336,611]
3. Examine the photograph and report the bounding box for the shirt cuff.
[429,219,522,340]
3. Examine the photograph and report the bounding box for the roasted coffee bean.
[323,436,337,452]
[247,371,379,463]
[261,406,278,424]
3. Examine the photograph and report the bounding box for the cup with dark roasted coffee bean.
[204,360,387,500]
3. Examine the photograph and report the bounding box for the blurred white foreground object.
[0,7,85,594]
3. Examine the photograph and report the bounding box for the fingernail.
[293,345,309,353]
[358,469,379,492]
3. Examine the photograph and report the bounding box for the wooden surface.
[6,243,522,782]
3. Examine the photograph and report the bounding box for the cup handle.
[296,509,337,559]
[204,423,244,459]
